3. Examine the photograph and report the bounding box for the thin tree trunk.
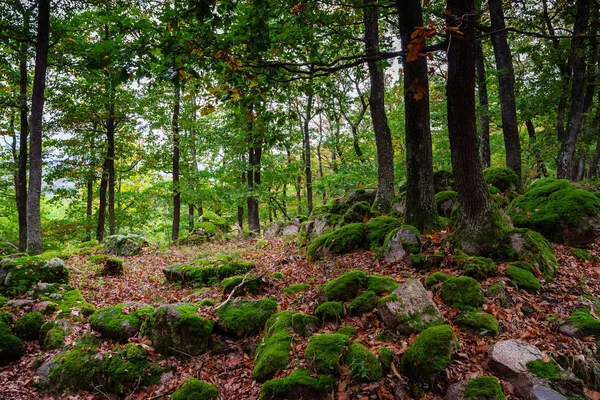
[171,76,181,242]
[97,156,109,242]
[107,97,116,236]
[247,109,261,234]
[398,0,438,231]
[476,38,491,169]
[26,0,50,254]
[86,178,93,241]
[17,45,28,252]
[304,91,314,214]
[587,93,600,178]
[525,120,547,177]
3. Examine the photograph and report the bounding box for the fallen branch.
[214,270,265,311]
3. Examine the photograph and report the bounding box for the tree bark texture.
[171,76,181,242]
[476,38,491,169]
[17,45,28,252]
[304,91,314,214]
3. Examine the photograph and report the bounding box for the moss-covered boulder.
[367,275,398,295]
[508,178,600,246]
[382,225,421,264]
[90,303,154,341]
[559,311,600,337]
[455,311,499,336]
[505,265,540,292]
[484,166,518,193]
[320,269,367,302]
[307,223,367,260]
[47,337,102,390]
[0,257,69,296]
[0,319,24,364]
[254,311,294,382]
[171,377,219,400]
[365,217,403,247]
[215,298,277,338]
[424,272,450,289]
[221,275,262,296]
[446,376,506,400]
[341,201,373,225]
[281,283,310,295]
[291,313,320,337]
[315,302,344,322]
[32,283,95,316]
[345,343,382,382]
[571,247,599,261]
[336,326,358,337]
[101,343,163,394]
[435,190,458,218]
[441,276,485,309]
[14,311,45,340]
[140,303,214,355]
[100,257,124,276]
[259,368,336,400]
[434,170,455,193]
[163,256,255,286]
[348,290,377,316]
[103,233,147,256]
[454,251,496,280]
[400,325,458,386]
[39,320,70,350]
[503,228,558,278]
[305,333,350,375]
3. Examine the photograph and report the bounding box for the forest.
[1,0,600,399]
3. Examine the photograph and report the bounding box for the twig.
[168,347,195,358]
[147,391,175,400]
[214,270,265,311]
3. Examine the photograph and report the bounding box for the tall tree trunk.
[171,76,181,242]
[489,0,522,188]
[97,156,109,242]
[365,0,395,214]
[398,0,438,231]
[304,92,314,214]
[587,93,600,178]
[26,0,50,254]
[476,38,491,169]
[525,120,547,177]
[17,45,28,252]
[247,110,262,234]
[86,178,93,241]
[107,97,116,236]
[446,0,505,256]
[556,0,590,178]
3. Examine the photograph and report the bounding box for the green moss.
[216,299,277,338]
[198,299,215,307]
[505,266,540,292]
[483,167,518,192]
[0,257,69,296]
[441,277,485,309]
[464,376,506,399]
[435,191,458,211]
[307,223,367,260]
[0,321,24,363]
[14,311,44,340]
[34,285,95,316]
[305,333,350,375]
[272,272,285,280]
[193,221,218,235]
[90,304,154,341]
[511,261,534,272]
[572,248,599,262]
[341,201,373,225]
[454,251,496,280]
[455,311,499,336]
[365,217,403,246]
[378,347,393,372]
[336,326,358,337]
[400,325,458,384]
[348,290,377,316]
[281,283,310,295]
[221,275,260,295]
[102,343,163,394]
[424,272,450,289]
[0,295,7,306]
[49,340,101,390]
[566,311,600,336]
[41,325,66,350]
[315,302,344,322]
[501,228,558,278]
[367,275,398,295]
[526,359,562,380]
[163,256,255,286]
[87,254,107,264]
[0,311,13,325]
[345,343,383,382]
[410,253,427,267]
[254,311,294,382]
[259,368,336,400]
[321,269,367,301]
[291,313,320,337]
[375,332,395,342]
[171,377,219,400]
[202,210,227,226]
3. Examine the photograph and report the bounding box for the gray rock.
[7,299,34,308]
[281,219,301,235]
[532,385,567,400]
[264,222,283,238]
[104,234,147,256]
[35,356,60,385]
[444,381,467,400]
[488,340,544,378]
[383,227,420,264]
[439,198,457,218]
[378,279,444,335]
[391,200,406,215]
[312,215,333,238]
[558,322,582,338]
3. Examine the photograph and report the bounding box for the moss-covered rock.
[509,178,600,246]
[90,303,154,341]
[377,347,393,372]
[572,247,599,262]
[320,270,367,302]
[0,320,24,364]
[505,266,540,292]
[0,257,69,296]
[281,283,310,295]
[341,201,373,225]
[140,303,214,355]
[441,277,485,309]
[375,332,395,342]
[348,290,377,316]
[484,166,518,193]
[40,321,68,350]
[171,377,219,400]
[315,302,344,322]
[259,368,336,400]
[163,256,255,287]
[307,223,367,260]
[464,376,506,399]
[435,190,458,218]
[215,298,277,338]
[254,311,294,382]
[560,311,600,337]
[345,343,382,382]
[511,261,534,272]
[221,275,261,295]
[365,217,403,247]
[367,275,398,295]
[101,343,163,394]
[502,228,558,278]
[455,311,499,336]
[424,272,450,289]
[291,313,320,337]
[48,338,102,390]
[33,284,95,317]
[336,326,357,337]
[100,257,124,276]
[526,359,562,380]
[454,251,496,280]
[103,233,147,256]
[201,210,228,227]
[14,311,44,340]
[305,333,350,375]
[0,295,8,306]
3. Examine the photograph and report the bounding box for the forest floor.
[1,234,600,399]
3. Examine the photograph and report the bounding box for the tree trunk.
[304,91,314,214]
[97,156,109,242]
[476,38,491,169]
[398,0,438,231]
[247,111,262,234]
[587,93,600,178]
[446,0,505,256]
[17,45,28,252]
[489,0,522,188]
[556,0,590,178]
[171,76,181,242]
[86,178,93,241]
[26,0,50,254]
[525,120,547,178]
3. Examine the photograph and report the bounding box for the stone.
[103,234,147,256]
[378,279,445,335]
[281,219,301,235]
[488,340,544,378]
[532,385,567,400]
[445,381,467,400]
[264,222,283,238]
[312,216,333,238]
[383,227,419,264]
[1,258,69,297]
[6,299,34,308]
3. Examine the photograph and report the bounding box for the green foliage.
[171,377,219,400]
[483,167,518,192]
[455,311,499,336]
[566,312,600,336]
[320,269,367,301]
[424,272,450,289]
[315,302,344,322]
[305,333,350,375]
[505,266,540,292]
[345,343,383,382]
[367,275,398,295]
[348,290,377,316]
[216,299,277,338]
[365,217,403,246]
[259,369,336,400]
[281,283,310,294]
[14,312,45,340]
[454,251,496,280]
[441,277,485,309]
[307,223,367,260]
[464,376,506,399]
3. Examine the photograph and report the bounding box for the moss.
[341,201,373,225]
[163,256,255,286]
[171,377,219,400]
[291,313,320,337]
[410,253,427,267]
[0,295,7,306]
[424,272,450,289]
[566,311,600,336]
[435,190,458,213]
[400,325,458,384]
[193,221,218,235]
[511,261,534,272]
[90,304,154,341]
[321,269,367,301]
[41,325,66,350]
[345,343,383,382]
[367,275,398,295]
[378,347,393,372]
[14,311,44,340]
[336,326,358,337]
[49,340,101,390]
[441,277,485,309]
[483,166,518,192]
[305,333,350,375]
[377,293,398,308]
[202,210,227,226]
[455,311,499,336]
[375,332,395,342]
[254,311,294,382]
[221,275,260,295]
[34,285,95,316]
[315,302,344,322]
[273,272,285,280]
[464,376,506,399]
[365,217,403,246]
[307,223,367,260]
[0,311,13,325]
[505,266,540,292]
[281,283,310,295]
[216,298,277,338]
[454,251,496,280]
[87,254,107,264]
[501,228,558,278]
[0,321,24,363]
[198,299,214,307]
[572,248,599,262]
[348,290,377,316]
[102,343,163,394]
[0,257,69,296]
[259,368,336,400]
[526,359,562,380]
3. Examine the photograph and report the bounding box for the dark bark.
[17,45,28,252]
[366,0,395,214]
[557,0,590,178]
[398,0,437,231]
[26,0,51,254]
[339,90,367,165]
[188,204,194,231]
[97,158,109,242]
[304,91,314,213]
[237,205,244,234]
[86,178,93,242]
[525,120,548,177]
[446,0,504,255]
[171,76,181,242]
[476,38,491,169]
[489,0,522,188]
[587,93,600,178]
[247,111,262,234]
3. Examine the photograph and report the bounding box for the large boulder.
[215,298,277,338]
[0,257,69,296]
[319,270,367,302]
[382,225,421,264]
[435,191,458,218]
[281,218,301,235]
[484,166,519,193]
[264,222,283,238]
[505,228,558,278]
[103,234,147,256]
[259,369,336,400]
[90,303,154,341]
[163,256,254,286]
[445,376,505,400]
[378,279,445,335]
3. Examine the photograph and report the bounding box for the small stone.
[444,381,467,400]
[488,340,544,378]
